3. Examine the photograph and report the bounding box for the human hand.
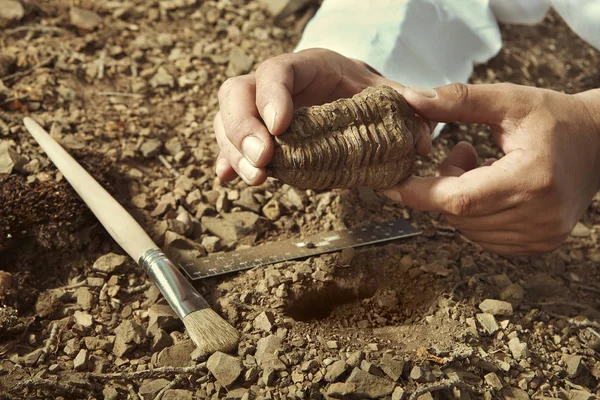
[213,48,433,185]
[383,83,600,257]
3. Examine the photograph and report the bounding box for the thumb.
[401,83,534,126]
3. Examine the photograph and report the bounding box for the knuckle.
[256,57,284,77]
[224,117,248,141]
[448,83,470,103]
[448,191,473,217]
[218,77,241,100]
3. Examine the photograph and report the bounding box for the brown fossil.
[267,85,420,190]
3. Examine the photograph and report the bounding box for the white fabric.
[293,0,600,138]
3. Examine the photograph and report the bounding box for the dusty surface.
[268,85,418,190]
[0,1,599,400]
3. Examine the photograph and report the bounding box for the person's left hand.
[383,82,600,257]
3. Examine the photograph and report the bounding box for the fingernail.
[216,158,228,176]
[238,158,259,182]
[407,86,437,98]
[383,189,403,202]
[241,135,265,164]
[263,103,277,133]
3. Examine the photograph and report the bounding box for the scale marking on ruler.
[178,217,420,280]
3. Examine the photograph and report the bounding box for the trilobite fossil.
[266,85,420,190]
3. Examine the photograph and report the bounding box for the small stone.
[326,340,339,349]
[325,360,348,382]
[409,366,425,382]
[132,194,148,209]
[563,354,583,378]
[139,379,170,399]
[569,390,595,400]
[392,386,406,400]
[262,198,282,220]
[84,337,112,352]
[255,334,282,365]
[103,385,120,400]
[151,329,173,353]
[476,313,500,335]
[69,6,102,30]
[571,222,591,237]
[0,0,24,21]
[0,141,27,177]
[485,372,504,390]
[156,340,195,367]
[93,253,127,273]
[381,354,405,381]
[201,236,221,252]
[226,46,253,77]
[147,304,181,335]
[113,320,146,357]
[499,284,524,306]
[21,348,44,366]
[140,138,163,158]
[253,311,275,332]
[508,338,529,360]
[501,386,531,400]
[346,367,395,398]
[74,310,93,328]
[73,349,89,371]
[479,299,513,316]
[301,359,318,372]
[327,382,356,398]
[74,287,95,311]
[150,66,175,88]
[201,212,265,243]
[207,351,243,386]
[346,351,364,367]
[162,390,193,400]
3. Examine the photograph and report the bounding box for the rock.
[202,212,265,243]
[501,386,530,400]
[74,287,95,311]
[499,284,524,306]
[0,141,26,178]
[20,348,43,366]
[224,388,249,399]
[151,329,173,353]
[391,386,405,400]
[571,222,591,237]
[206,351,243,386]
[235,189,262,213]
[262,198,282,220]
[381,354,405,381]
[326,340,339,349]
[93,253,127,273]
[478,299,513,316]
[140,138,162,158]
[325,360,348,382]
[103,385,120,400]
[226,47,253,77]
[113,320,145,357]
[69,7,102,30]
[346,351,364,367]
[84,337,112,352]
[253,311,275,332]
[162,390,193,400]
[0,0,24,22]
[139,379,169,399]
[150,66,175,88]
[484,372,504,390]
[563,354,583,378]
[259,0,311,19]
[524,272,563,297]
[156,339,195,367]
[163,231,206,266]
[569,390,595,400]
[327,382,356,398]
[476,313,500,335]
[508,337,529,360]
[255,334,282,365]
[345,368,395,399]
[201,236,221,253]
[148,304,181,335]
[73,349,89,371]
[74,310,93,328]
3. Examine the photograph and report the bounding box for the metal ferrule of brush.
[138,248,209,319]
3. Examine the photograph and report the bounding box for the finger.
[414,115,432,156]
[475,242,533,257]
[217,77,274,167]
[215,154,238,182]
[382,150,528,217]
[214,113,267,185]
[398,82,535,128]
[437,141,477,177]
[458,229,532,246]
[254,57,295,136]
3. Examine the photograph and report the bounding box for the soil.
[0,2,599,400]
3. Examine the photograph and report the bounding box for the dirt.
[0,1,599,400]
[268,85,418,190]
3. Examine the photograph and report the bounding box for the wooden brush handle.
[23,117,157,262]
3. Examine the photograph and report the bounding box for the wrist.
[574,89,600,190]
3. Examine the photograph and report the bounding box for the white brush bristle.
[183,308,239,356]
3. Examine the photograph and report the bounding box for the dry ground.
[0,1,599,399]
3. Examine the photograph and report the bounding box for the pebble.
[202,212,264,243]
[255,334,282,366]
[20,348,43,366]
[207,351,243,386]
[201,236,221,252]
[478,299,513,316]
[563,354,583,378]
[147,304,181,335]
[326,340,339,349]
[381,354,405,381]
[508,337,529,360]
[74,310,93,328]
[499,284,525,306]
[74,287,95,311]
[569,390,595,400]
[0,141,26,178]
[69,6,102,30]
[139,379,170,399]
[253,311,275,332]
[156,339,195,367]
[0,0,24,22]
[73,349,89,371]
[345,367,395,398]
[327,382,356,398]
[346,351,364,367]
[150,66,175,88]
[391,386,405,400]
[325,360,348,382]
[484,372,504,390]
[140,138,163,158]
[113,320,146,357]
[226,46,253,77]
[476,313,500,335]
[151,329,173,353]
[570,222,591,237]
[93,253,127,273]
[84,336,112,352]
[162,390,193,400]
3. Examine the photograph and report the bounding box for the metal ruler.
[179,217,420,280]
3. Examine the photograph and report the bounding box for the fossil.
[267,85,419,190]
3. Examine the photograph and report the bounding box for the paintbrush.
[22,117,239,355]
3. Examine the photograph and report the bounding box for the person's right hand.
[213,48,433,185]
